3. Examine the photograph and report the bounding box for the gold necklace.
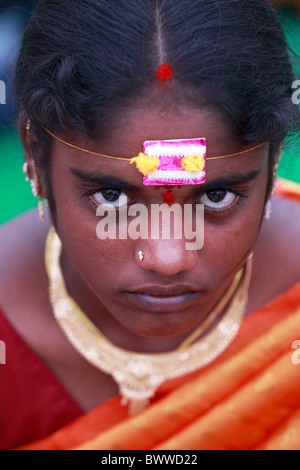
[45,227,253,416]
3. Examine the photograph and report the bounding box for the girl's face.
[47,105,269,339]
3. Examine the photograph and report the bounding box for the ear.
[17,113,48,199]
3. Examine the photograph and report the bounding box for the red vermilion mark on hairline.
[155,64,174,85]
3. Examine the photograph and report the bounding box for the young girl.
[0,0,300,450]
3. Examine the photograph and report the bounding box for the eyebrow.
[70,168,138,190]
[201,168,261,192]
[70,167,261,191]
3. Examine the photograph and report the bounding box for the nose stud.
[138,251,145,262]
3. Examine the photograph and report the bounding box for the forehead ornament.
[130,138,206,186]
[40,125,266,186]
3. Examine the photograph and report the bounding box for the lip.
[125,285,203,313]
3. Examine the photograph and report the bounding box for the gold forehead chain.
[40,125,267,162]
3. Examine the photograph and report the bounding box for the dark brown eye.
[206,190,227,203]
[91,189,128,209]
[101,189,122,202]
[198,190,238,210]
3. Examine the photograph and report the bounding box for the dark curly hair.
[14,0,300,198]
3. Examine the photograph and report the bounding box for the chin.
[119,310,201,339]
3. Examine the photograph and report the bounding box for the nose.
[134,238,199,276]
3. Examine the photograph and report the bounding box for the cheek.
[50,173,133,293]
[62,223,134,297]
[203,184,266,277]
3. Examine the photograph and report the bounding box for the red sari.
[0,307,83,450]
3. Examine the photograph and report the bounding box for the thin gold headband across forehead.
[39,123,267,186]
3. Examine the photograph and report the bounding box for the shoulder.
[260,194,300,270]
[0,209,52,331]
[249,193,300,313]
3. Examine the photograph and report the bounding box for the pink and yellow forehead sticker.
[131,138,206,186]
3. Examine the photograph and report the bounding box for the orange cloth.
[20,179,300,450]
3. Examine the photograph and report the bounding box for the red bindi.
[163,192,175,205]
[155,64,174,84]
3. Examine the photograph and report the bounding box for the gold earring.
[38,199,45,222]
[264,147,282,221]
[263,199,272,221]
[26,119,45,222]
[22,162,30,183]
[31,158,45,222]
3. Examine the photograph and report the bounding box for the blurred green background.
[0,5,300,226]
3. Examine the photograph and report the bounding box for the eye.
[83,188,129,210]
[198,189,241,211]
